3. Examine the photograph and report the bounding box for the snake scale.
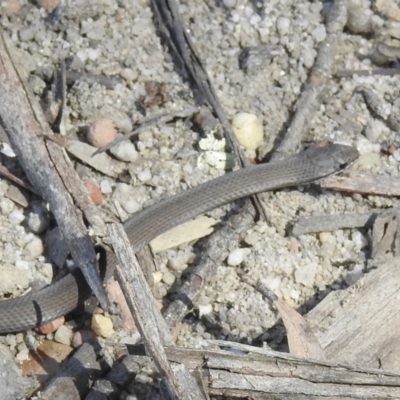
[0,143,358,333]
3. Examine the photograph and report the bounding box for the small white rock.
[110,140,139,162]
[91,314,114,338]
[27,210,49,234]
[227,248,250,266]
[25,237,44,259]
[294,264,316,287]
[312,25,327,42]
[54,325,73,346]
[137,169,152,182]
[0,198,15,215]
[100,179,112,194]
[120,68,138,82]
[276,17,290,35]
[9,209,25,225]
[122,199,141,214]
[232,112,264,150]
[198,304,213,318]
[351,231,368,250]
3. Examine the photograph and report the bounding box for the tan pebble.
[319,232,331,244]
[36,316,65,334]
[2,0,21,15]
[54,325,73,346]
[36,0,60,9]
[232,112,264,150]
[85,180,103,205]
[91,314,114,338]
[87,118,117,148]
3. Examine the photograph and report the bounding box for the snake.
[0,143,358,334]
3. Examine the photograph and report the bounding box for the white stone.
[232,112,264,150]
[137,169,152,182]
[110,140,139,162]
[100,179,112,194]
[227,248,251,266]
[27,211,48,234]
[91,314,114,338]
[351,231,368,250]
[294,264,316,287]
[0,198,14,215]
[276,17,290,35]
[120,68,138,82]
[122,199,141,214]
[312,25,327,42]
[198,304,213,318]
[25,237,44,259]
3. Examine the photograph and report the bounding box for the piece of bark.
[291,211,379,236]
[67,140,125,178]
[321,172,400,196]
[150,215,217,253]
[0,33,109,308]
[107,223,205,400]
[164,344,400,398]
[306,256,400,369]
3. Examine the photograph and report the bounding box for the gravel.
[1,0,400,395]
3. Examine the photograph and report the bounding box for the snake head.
[305,142,359,175]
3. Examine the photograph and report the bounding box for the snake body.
[0,143,358,334]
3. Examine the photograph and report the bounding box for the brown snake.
[0,143,358,334]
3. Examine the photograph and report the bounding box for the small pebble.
[27,208,49,234]
[122,199,141,214]
[198,304,212,318]
[1,198,15,215]
[25,236,44,259]
[110,140,139,162]
[120,68,139,82]
[276,17,290,35]
[312,25,327,42]
[227,248,250,266]
[87,119,117,148]
[36,317,65,334]
[85,180,103,205]
[162,271,176,285]
[91,314,114,338]
[153,271,163,283]
[137,169,152,182]
[16,346,29,363]
[100,179,112,194]
[232,112,264,150]
[319,232,332,244]
[294,264,316,287]
[54,325,73,346]
[351,231,368,250]
[8,209,25,225]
